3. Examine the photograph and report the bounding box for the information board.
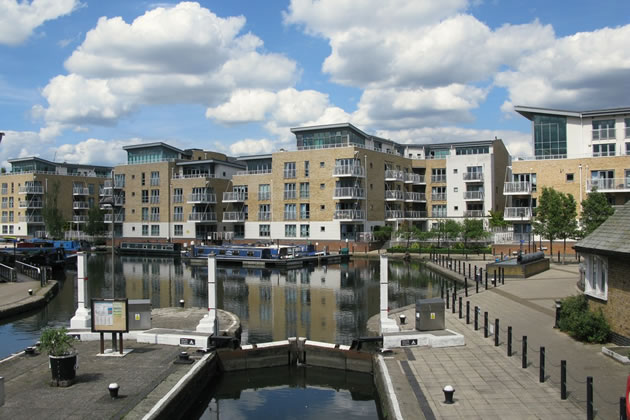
[91,299,129,332]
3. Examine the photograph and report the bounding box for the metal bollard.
[539,346,545,383]
[494,270,497,286]
[0,376,3,407]
[474,306,479,330]
[485,270,488,289]
[458,297,462,319]
[453,282,457,297]
[441,283,444,299]
[452,292,456,314]
[620,397,627,420]
[494,319,499,346]
[464,277,468,297]
[502,267,505,285]
[476,277,479,294]
[507,326,512,357]
[522,336,527,368]
[587,376,593,420]
[446,289,450,309]
[468,263,471,278]
[458,260,461,274]
[466,301,470,324]
[561,360,567,400]
[484,311,489,338]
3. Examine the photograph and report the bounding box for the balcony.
[72,201,90,210]
[333,210,365,220]
[385,190,405,201]
[18,185,43,194]
[384,170,404,181]
[432,211,447,218]
[592,127,616,140]
[150,178,160,186]
[464,191,484,200]
[463,172,483,182]
[405,173,425,184]
[334,187,365,199]
[283,169,296,179]
[19,200,43,208]
[284,191,297,200]
[503,182,532,195]
[385,210,404,220]
[463,210,485,218]
[504,207,532,221]
[103,180,124,189]
[104,214,125,223]
[188,212,217,222]
[72,215,89,223]
[222,212,247,222]
[431,193,446,201]
[258,191,271,201]
[19,215,43,223]
[586,178,630,193]
[405,211,428,219]
[431,175,446,183]
[222,192,248,202]
[333,165,365,177]
[405,192,426,202]
[284,212,297,220]
[187,193,216,204]
[258,212,271,221]
[72,187,89,195]
[234,168,272,176]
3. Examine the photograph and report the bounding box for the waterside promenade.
[0,277,58,320]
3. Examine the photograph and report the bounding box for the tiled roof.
[574,202,630,256]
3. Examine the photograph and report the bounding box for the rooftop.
[574,201,630,256]
[514,105,630,121]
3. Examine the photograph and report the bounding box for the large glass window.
[258,184,270,200]
[585,255,607,300]
[259,224,270,237]
[534,114,567,158]
[300,203,310,219]
[151,225,160,236]
[285,224,296,237]
[174,225,183,236]
[284,204,296,220]
[296,129,365,149]
[625,118,630,138]
[592,119,616,140]
[284,162,296,178]
[299,182,309,199]
[593,143,616,157]
[284,183,296,200]
[300,224,310,237]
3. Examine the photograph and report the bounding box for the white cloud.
[0,0,79,46]
[0,130,54,168]
[229,138,274,155]
[55,138,140,166]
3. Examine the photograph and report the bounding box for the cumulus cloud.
[36,2,299,128]
[0,0,79,46]
[229,138,275,155]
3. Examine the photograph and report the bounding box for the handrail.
[0,262,17,282]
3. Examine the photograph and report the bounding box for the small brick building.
[574,201,630,345]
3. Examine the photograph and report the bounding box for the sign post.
[91,299,129,355]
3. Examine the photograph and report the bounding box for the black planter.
[49,354,77,387]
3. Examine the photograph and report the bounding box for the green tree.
[556,193,578,263]
[373,225,393,242]
[533,187,562,256]
[580,189,614,237]
[396,223,419,250]
[461,218,489,250]
[488,210,509,228]
[41,181,66,239]
[85,205,107,237]
[443,219,461,252]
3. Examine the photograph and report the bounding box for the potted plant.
[39,327,77,387]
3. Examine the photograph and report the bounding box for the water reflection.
[0,256,445,358]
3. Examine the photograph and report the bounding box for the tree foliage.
[557,193,578,262]
[461,218,489,250]
[373,225,393,242]
[85,205,107,237]
[488,210,509,228]
[580,189,614,237]
[41,181,66,239]
[534,187,579,258]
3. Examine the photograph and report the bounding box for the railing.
[72,216,89,222]
[104,214,125,222]
[463,172,483,181]
[405,192,426,201]
[150,178,160,186]
[592,127,615,140]
[503,182,532,194]
[188,212,217,222]
[335,187,365,199]
[187,193,216,203]
[296,140,404,156]
[173,213,183,221]
[386,210,404,219]
[19,200,43,208]
[15,261,48,287]
[258,191,271,200]
[73,201,90,209]
[284,212,297,220]
[405,211,428,218]
[431,193,446,201]
[432,211,447,218]
[283,169,296,179]
[431,175,447,183]
[284,191,297,200]
[385,190,405,200]
[222,192,248,201]
[333,210,365,220]
[463,210,484,217]
[258,212,271,221]
[333,165,365,177]
[172,173,215,179]
[173,195,183,203]
[384,170,404,181]
[72,187,89,195]
[586,178,630,191]
[504,207,532,219]
[18,185,43,194]
[405,173,425,184]
[235,168,272,176]
[19,215,43,223]
[222,212,246,222]
[103,180,125,189]
[464,191,484,200]
[0,262,17,282]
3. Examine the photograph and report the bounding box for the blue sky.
[1,0,630,167]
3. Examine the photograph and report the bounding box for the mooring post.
[485,270,488,289]
[540,346,545,383]
[474,306,479,330]
[451,292,456,314]
[587,376,593,420]
[493,269,497,287]
[476,277,479,294]
[464,277,468,297]
[0,376,4,407]
[484,311,489,338]
[446,289,450,309]
[466,301,470,324]
[522,336,528,368]
[507,326,512,356]
[70,252,91,330]
[495,319,499,346]
[196,255,218,334]
[561,360,567,400]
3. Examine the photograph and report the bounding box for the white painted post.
[70,252,91,330]
[196,255,217,334]
[379,254,399,334]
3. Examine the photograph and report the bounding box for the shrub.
[557,295,611,343]
[40,327,76,356]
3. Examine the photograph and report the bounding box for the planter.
[49,354,77,387]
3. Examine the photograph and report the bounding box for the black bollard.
[620,397,627,420]
[494,269,497,287]
[453,281,457,297]
[484,311,489,338]
[464,277,468,297]
[476,277,479,294]
[587,376,593,420]
[507,326,512,357]
[557,250,560,263]
[495,319,500,346]
[502,267,505,285]
[522,336,527,368]
[561,360,567,400]
[441,282,444,299]
[466,301,470,324]
[474,306,479,330]
[485,271,488,289]
[468,263,471,278]
[458,297,462,319]
[452,292,456,314]
[458,259,461,274]
[446,289,450,309]
[539,346,545,382]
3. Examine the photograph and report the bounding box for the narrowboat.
[118,242,182,256]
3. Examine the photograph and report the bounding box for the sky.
[1,0,630,168]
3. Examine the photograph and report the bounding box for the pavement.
[370,256,628,419]
[0,277,58,320]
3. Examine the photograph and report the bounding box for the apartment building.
[232,123,510,243]
[504,106,630,241]
[0,157,111,237]
[111,143,244,241]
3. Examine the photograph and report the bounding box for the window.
[150,207,159,221]
[320,204,325,210]
[592,119,615,140]
[258,184,270,200]
[593,143,616,157]
[534,114,567,158]
[453,169,458,174]
[174,207,183,221]
[174,225,183,236]
[320,226,325,232]
[626,143,630,156]
[259,204,270,220]
[8,211,13,222]
[142,225,149,236]
[285,224,296,237]
[150,189,160,204]
[320,161,325,168]
[151,225,160,236]
[1,183,6,194]
[300,225,310,237]
[320,183,325,189]
[431,168,446,183]
[284,162,296,178]
[142,190,149,204]
[453,187,458,192]
[150,171,160,186]
[173,188,183,203]
[259,224,270,237]
[585,254,607,300]
[300,182,309,199]
[141,173,145,186]
[300,203,310,219]
[284,204,296,220]
[432,204,447,218]
[566,173,574,182]
[88,184,94,195]
[304,161,310,177]
[141,207,149,221]
[284,183,296,200]
[454,206,458,211]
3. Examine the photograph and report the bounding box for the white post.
[70,252,91,330]
[196,255,217,334]
[379,254,399,334]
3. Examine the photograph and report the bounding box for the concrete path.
[0,278,58,320]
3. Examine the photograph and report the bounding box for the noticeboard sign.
[90,299,129,333]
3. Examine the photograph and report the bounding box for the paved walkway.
[0,278,58,320]
[376,258,628,419]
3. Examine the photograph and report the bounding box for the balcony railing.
[284,191,297,200]
[463,172,483,181]
[234,168,272,176]
[72,187,89,195]
[333,165,365,177]
[405,211,428,219]
[431,175,446,183]
[187,193,216,203]
[258,212,271,221]
[586,178,630,192]
[503,182,532,194]
[104,180,124,189]
[19,215,43,223]
[300,211,310,220]
[300,191,310,199]
[283,169,296,179]
[222,212,246,222]
[258,191,271,200]
[464,191,484,200]
[222,192,248,202]
[72,201,90,209]
[104,214,125,222]
[19,200,43,208]
[172,173,214,180]
[431,193,446,201]
[72,216,89,223]
[284,212,297,220]
[188,212,217,222]
[592,127,616,140]
[432,210,447,218]
[504,207,532,220]
[385,210,404,219]
[18,185,43,194]
[384,170,404,181]
[334,187,365,199]
[385,190,405,201]
[405,192,426,202]
[405,173,425,184]
[333,210,365,220]
[463,210,484,218]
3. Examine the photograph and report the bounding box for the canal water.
[0,255,446,419]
